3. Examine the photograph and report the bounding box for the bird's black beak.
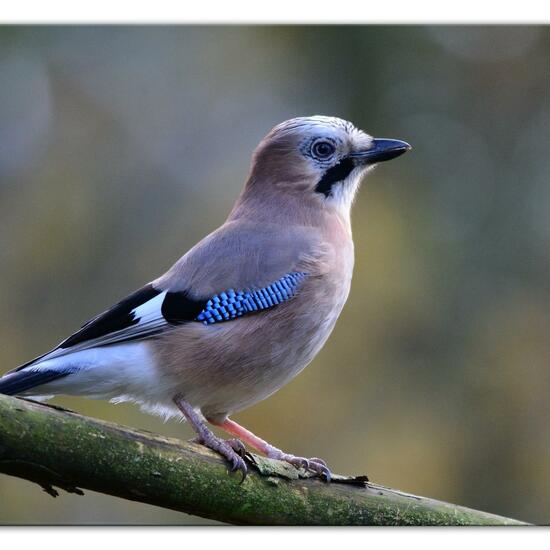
[350,138,411,165]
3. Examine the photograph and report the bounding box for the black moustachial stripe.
[161,291,207,324]
[315,156,356,197]
[59,283,161,349]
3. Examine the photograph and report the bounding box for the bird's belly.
[156,272,352,418]
[182,314,336,418]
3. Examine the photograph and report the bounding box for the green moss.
[0,395,528,526]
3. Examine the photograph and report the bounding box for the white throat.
[325,167,370,232]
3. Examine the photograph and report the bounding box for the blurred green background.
[0,25,549,525]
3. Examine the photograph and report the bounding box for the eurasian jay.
[0,116,410,480]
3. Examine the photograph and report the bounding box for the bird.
[0,116,410,481]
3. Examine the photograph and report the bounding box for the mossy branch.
[0,394,527,525]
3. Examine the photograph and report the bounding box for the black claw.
[230,439,246,457]
[194,433,249,483]
[228,456,248,483]
[239,465,247,485]
[232,460,247,483]
[309,462,330,482]
[278,454,332,481]
[302,458,332,482]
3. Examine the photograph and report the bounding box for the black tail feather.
[0,370,68,396]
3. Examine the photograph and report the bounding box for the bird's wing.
[154,219,329,294]
[14,283,174,370]
[15,221,326,371]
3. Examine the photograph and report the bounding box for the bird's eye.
[311,140,336,160]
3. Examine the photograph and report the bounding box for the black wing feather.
[59,284,162,349]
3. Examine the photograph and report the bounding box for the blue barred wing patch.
[195,272,308,325]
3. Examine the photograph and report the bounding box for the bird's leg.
[210,417,332,481]
[173,395,247,480]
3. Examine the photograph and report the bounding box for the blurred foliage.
[0,25,549,524]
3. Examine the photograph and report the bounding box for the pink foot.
[268,450,332,481]
[193,432,248,481]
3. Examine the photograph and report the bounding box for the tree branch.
[0,394,527,525]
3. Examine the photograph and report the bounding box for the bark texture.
[0,394,527,525]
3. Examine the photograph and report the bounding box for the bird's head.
[243,116,410,221]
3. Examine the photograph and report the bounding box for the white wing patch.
[132,291,166,321]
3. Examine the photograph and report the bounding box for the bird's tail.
[0,368,67,396]
[0,347,70,398]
